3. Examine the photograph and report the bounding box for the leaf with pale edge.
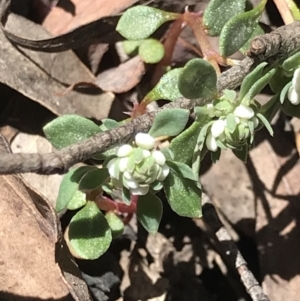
[167,161,199,182]
[69,201,112,260]
[203,0,246,36]
[67,190,87,211]
[137,192,163,233]
[116,6,179,40]
[178,59,217,99]
[149,108,189,138]
[283,51,300,71]
[219,0,267,57]
[256,113,274,136]
[44,115,102,149]
[163,172,202,218]
[56,166,96,212]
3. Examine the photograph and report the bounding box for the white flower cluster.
[107,133,170,196]
[288,68,300,105]
[205,104,259,152]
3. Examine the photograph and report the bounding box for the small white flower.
[234,104,254,119]
[292,68,300,94]
[117,144,133,157]
[206,133,218,152]
[152,150,166,166]
[135,133,155,150]
[130,185,150,196]
[157,164,170,181]
[107,158,118,178]
[118,157,129,172]
[142,149,151,158]
[288,86,300,105]
[211,119,226,138]
[206,104,215,117]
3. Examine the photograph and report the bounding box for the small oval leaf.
[56,166,96,212]
[178,59,217,99]
[44,115,102,149]
[69,201,112,260]
[146,68,183,102]
[139,39,164,64]
[116,6,179,40]
[203,0,246,36]
[149,108,189,138]
[78,168,109,191]
[67,190,87,211]
[137,192,163,234]
[105,211,124,238]
[219,0,267,57]
[163,172,202,218]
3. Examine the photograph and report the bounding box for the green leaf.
[100,119,119,131]
[256,113,274,136]
[116,6,179,40]
[239,24,264,54]
[163,173,202,218]
[203,0,246,36]
[44,115,102,149]
[232,144,248,162]
[242,68,276,104]
[56,166,96,212]
[280,82,292,104]
[167,161,199,182]
[222,89,237,102]
[178,59,217,99]
[269,68,291,93]
[68,201,112,260]
[226,113,237,133]
[137,192,163,234]
[219,0,267,56]
[213,98,234,114]
[132,147,144,164]
[149,108,189,138]
[239,62,267,101]
[146,68,183,102]
[138,39,164,64]
[280,97,300,117]
[78,168,109,191]
[197,121,214,151]
[105,212,124,238]
[160,148,174,160]
[122,187,131,205]
[122,40,143,55]
[67,190,87,211]
[169,119,207,165]
[282,51,300,71]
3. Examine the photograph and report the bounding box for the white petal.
[119,157,129,172]
[288,86,300,105]
[142,149,151,158]
[126,179,139,189]
[135,133,155,150]
[107,158,118,178]
[117,144,133,157]
[157,164,170,181]
[293,68,300,94]
[211,120,226,138]
[206,103,215,117]
[123,171,134,180]
[234,104,254,119]
[205,133,218,152]
[152,150,166,165]
[130,185,150,196]
[252,117,259,128]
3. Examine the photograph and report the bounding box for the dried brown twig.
[0,0,300,175]
[201,193,270,301]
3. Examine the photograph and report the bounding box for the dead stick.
[0,20,300,174]
[201,193,270,301]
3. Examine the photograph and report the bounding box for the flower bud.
[117,144,133,157]
[152,150,166,166]
[135,133,155,150]
[205,133,218,152]
[211,119,226,138]
[234,104,254,119]
[288,86,300,105]
[157,164,170,181]
[292,68,300,94]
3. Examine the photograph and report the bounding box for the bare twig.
[0,2,300,174]
[201,193,270,301]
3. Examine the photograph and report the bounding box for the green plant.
[44,0,300,260]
